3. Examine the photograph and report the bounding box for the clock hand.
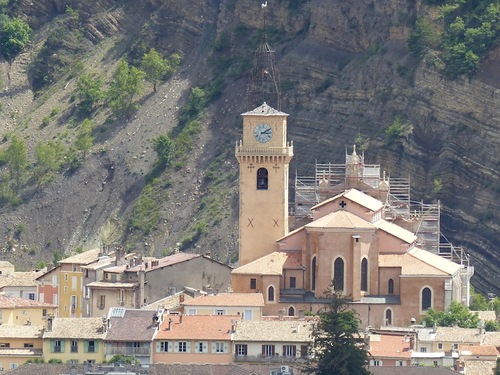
[261,129,271,134]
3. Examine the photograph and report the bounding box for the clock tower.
[235,102,293,266]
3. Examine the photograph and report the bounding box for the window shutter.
[186,342,191,352]
[50,340,55,353]
[212,342,216,353]
[84,341,88,353]
[174,342,179,352]
[262,345,265,356]
[156,342,161,352]
[223,343,228,353]
[60,340,65,353]
[94,341,99,351]
[203,342,207,352]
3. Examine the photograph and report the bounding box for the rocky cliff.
[0,0,498,295]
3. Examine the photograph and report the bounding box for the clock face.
[253,123,273,143]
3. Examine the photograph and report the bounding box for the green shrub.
[0,17,32,59]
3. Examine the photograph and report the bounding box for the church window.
[288,306,295,316]
[361,258,368,292]
[250,278,256,289]
[421,287,432,311]
[267,286,275,302]
[385,308,392,325]
[333,258,344,292]
[388,279,394,294]
[311,256,317,291]
[289,277,296,289]
[256,168,268,190]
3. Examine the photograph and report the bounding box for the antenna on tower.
[247,1,281,110]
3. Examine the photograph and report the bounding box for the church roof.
[305,210,375,230]
[312,188,384,212]
[241,102,288,117]
[232,320,314,343]
[182,293,264,307]
[374,219,417,244]
[231,252,288,275]
[379,248,461,276]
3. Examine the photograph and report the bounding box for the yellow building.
[0,294,57,326]
[42,317,106,364]
[0,325,44,372]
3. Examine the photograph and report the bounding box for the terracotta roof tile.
[156,315,234,340]
[0,271,42,288]
[0,294,56,308]
[482,331,500,346]
[461,345,498,356]
[305,210,375,230]
[374,219,417,244]
[105,309,158,342]
[59,248,101,265]
[43,318,106,339]
[434,327,483,343]
[232,320,314,343]
[0,324,44,338]
[379,249,460,276]
[231,252,288,275]
[182,293,264,307]
[241,102,288,117]
[311,188,384,212]
[368,333,412,359]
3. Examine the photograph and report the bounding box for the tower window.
[361,258,368,292]
[267,286,275,302]
[385,308,392,326]
[388,279,394,294]
[311,256,317,291]
[257,168,268,190]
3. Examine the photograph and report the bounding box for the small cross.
[339,200,347,208]
[273,164,280,172]
[247,218,254,227]
[247,164,255,170]
[273,219,279,227]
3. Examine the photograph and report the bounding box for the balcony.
[235,142,293,159]
[233,354,304,363]
[105,346,150,357]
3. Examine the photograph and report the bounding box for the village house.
[0,294,57,326]
[231,319,314,364]
[42,316,106,364]
[0,269,44,301]
[153,314,234,364]
[0,324,44,372]
[181,292,264,320]
[367,330,413,367]
[103,307,161,365]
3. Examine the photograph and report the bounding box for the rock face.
[0,0,498,295]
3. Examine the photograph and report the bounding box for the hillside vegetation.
[0,0,499,295]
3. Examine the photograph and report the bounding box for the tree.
[153,134,173,167]
[0,17,32,59]
[35,140,64,180]
[422,301,480,328]
[74,118,94,158]
[76,73,104,115]
[305,285,371,375]
[6,135,27,192]
[108,60,145,119]
[408,16,440,57]
[141,48,171,92]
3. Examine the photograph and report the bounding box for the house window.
[257,168,269,190]
[250,278,257,290]
[267,286,275,302]
[370,360,382,366]
[9,364,18,370]
[361,258,368,292]
[420,347,427,353]
[289,277,296,289]
[433,360,438,367]
[195,341,207,353]
[88,341,96,353]
[438,343,443,350]
[28,293,35,300]
[72,265,77,272]
[215,309,225,316]
[283,345,296,357]
[72,276,77,291]
[71,340,78,353]
[388,278,394,294]
[236,344,247,356]
[288,306,295,316]
[42,309,47,317]
[178,342,187,352]
[300,345,308,357]
[0,343,10,348]
[262,344,275,357]
[214,342,225,353]
[64,273,68,281]
[453,343,459,350]
[333,258,344,291]
[188,309,196,315]
[64,286,68,294]
[396,361,405,367]
[159,341,170,352]
[99,295,105,309]
[69,360,78,365]
[24,343,34,348]
[422,287,432,311]
[52,340,63,353]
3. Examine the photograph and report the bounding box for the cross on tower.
[339,200,347,208]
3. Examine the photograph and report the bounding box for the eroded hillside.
[0,0,499,294]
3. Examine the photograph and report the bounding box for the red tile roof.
[182,293,264,307]
[156,315,234,340]
[0,294,57,308]
[369,333,412,359]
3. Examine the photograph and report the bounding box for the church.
[230,102,474,329]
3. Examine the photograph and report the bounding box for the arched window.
[311,256,317,291]
[361,258,368,292]
[422,287,432,311]
[288,306,295,316]
[388,279,394,294]
[257,168,268,190]
[385,309,392,326]
[268,286,275,302]
[333,258,344,292]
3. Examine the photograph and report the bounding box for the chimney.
[179,314,183,324]
[179,294,185,303]
[102,316,107,332]
[115,246,122,266]
[47,315,53,332]
[168,318,173,331]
